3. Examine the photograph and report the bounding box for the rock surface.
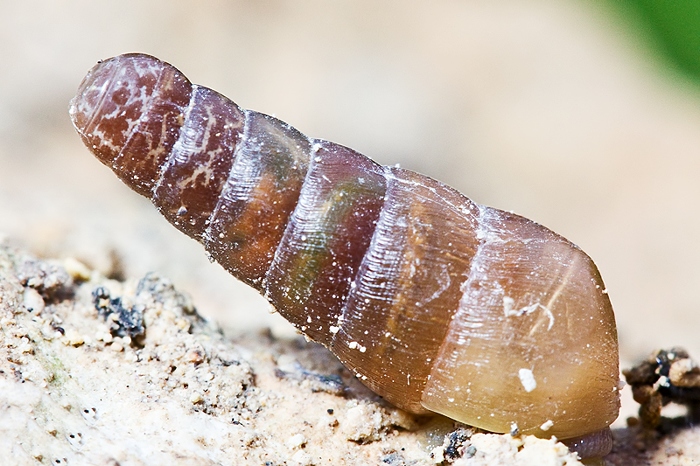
[0,242,586,465]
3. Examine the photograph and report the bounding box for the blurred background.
[1,0,699,416]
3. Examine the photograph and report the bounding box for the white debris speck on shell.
[540,420,554,431]
[510,422,519,436]
[503,296,516,315]
[518,368,537,392]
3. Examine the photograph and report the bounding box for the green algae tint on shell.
[70,54,621,458]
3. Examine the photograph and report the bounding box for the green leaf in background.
[604,0,700,84]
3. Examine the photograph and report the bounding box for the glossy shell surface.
[70,53,620,443]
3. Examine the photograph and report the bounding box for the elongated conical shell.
[70,53,620,444]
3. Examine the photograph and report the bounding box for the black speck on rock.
[92,286,144,338]
[444,427,473,461]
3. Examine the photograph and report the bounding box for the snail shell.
[69,54,620,453]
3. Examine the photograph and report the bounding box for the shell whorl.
[70,53,620,443]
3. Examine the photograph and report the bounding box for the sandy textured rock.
[0,242,585,465]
